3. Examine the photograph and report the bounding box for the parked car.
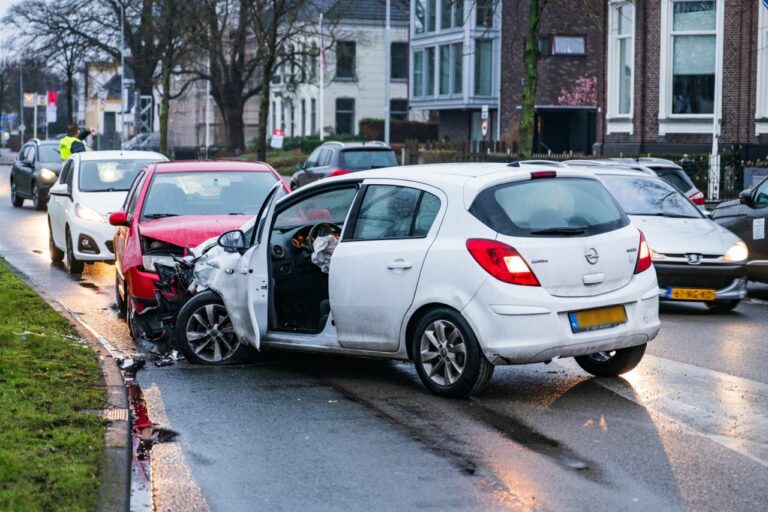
[10,139,63,210]
[578,165,748,311]
[711,176,768,283]
[289,141,398,190]
[108,160,289,339]
[123,132,175,157]
[172,163,660,398]
[47,151,168,273]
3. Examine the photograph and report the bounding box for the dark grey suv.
[10,139,63,210]
[290,141,398,190]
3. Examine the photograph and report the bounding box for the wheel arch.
[403,302,461,360]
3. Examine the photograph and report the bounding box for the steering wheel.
[306,223,342,252]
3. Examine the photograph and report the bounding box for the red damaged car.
[109,160,288,338]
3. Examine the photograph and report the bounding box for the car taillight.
[635,231,652,274]
[690,191,705,205]
[330,169,350,177]
[466,239,540,286]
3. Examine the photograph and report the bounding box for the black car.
[712,177,768,283]
[10,139,63,210]
[290,141,398,190]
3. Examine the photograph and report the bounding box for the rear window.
[600,175,702,218]
[38,145,60,163]
[470,177,629,237]
[339,149,398,170]
[646,166,695,193]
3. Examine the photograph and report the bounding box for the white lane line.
[71,313,126,359]
[557,355,768,467]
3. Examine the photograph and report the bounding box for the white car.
[174,164,661,397]
[47,150,167,273]
[575,165,749,311]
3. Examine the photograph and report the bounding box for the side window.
[273,187,359,230]
[64,163,75,189]
[28,145,37,163]
[351,185,440,240]
[755,179,768,208]
[318,148,333,166]
[305,147,322,168]
[20,145,32,162]
[126,172,147,214]
[59,161,72,184]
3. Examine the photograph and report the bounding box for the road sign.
[481,104,489,120]
[18,124,25,132]
[481,119,489,138]
[23,93,35,107]
[270,129,285,149]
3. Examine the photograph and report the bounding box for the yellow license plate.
[568,305,627,333]
[667,288,716,301]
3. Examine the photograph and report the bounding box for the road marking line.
[71,313,125,359]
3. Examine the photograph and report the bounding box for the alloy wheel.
[185,304,239,363]
[419,319,467,386]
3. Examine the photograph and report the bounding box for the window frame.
[473,39,494,97]
[549,35,587,57]
[390,99,409,121]
[335,98,356,135]
[607,1,635,122]
[335,41,357,80]
[756,6,768,134]
[391,42,409,81]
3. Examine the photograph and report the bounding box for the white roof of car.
[73,150,168,161]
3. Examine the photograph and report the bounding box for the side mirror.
[295,162,304,171]
[739,189,753,206]
[109,211,130,227]
[218,229,247,253]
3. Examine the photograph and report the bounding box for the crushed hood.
[631,216,741,255]
[139,215,253,249]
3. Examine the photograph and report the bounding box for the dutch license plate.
[666,287,716,301]
[568,305,627,334]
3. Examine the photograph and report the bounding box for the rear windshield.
[600,175,702,219]
[79,159,160,192]
[647,166,695,194]
[470,177,629,237]
[141,171,278,220]
[38,145,60,163]
[339,149,398,170]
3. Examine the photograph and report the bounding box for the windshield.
[470,177,629,237]
[600,175,702,218]
[141,171,278,220]
[339,149,398,170]
[38,145,60,163]
[79,159,160,192]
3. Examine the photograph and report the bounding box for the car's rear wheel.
[49,219,64,262]
[574,344,647,377]
[10,179,23,207]
[175,291,251,365]
[31,182,45,211]
[412,308,494,398]
[115,272,127,318]
[64,227,84,274]
[705,300,740,313]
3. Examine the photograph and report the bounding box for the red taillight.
[531,170,557,179]
[690,191,705,205]
[635,231,652,274]
[330,169,350,177]
[466,239,540,286]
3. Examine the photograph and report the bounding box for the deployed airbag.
[311,235,338,273]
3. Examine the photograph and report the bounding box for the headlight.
[40,168,57,181]
[723,241,748,262]
[75,203,105,223]
[142,254,177,271]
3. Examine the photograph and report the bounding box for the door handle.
[387,258,413,270]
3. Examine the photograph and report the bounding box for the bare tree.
[519,0,547,158]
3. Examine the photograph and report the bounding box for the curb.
[0,258,131,512]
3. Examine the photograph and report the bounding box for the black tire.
[290,180,298,192]
[31,182,46,211]
[64,227,85,274]
[10,179,23,207]
[705,300,740,313]
[48,219,64,262]
[574,344,647,377]
[175,290,251,365]
[115,272,127,318]
[412,308,494,398]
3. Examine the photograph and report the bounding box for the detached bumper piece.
[136,261,196,347]
[655,263,748,301]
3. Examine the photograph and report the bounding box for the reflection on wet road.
[1,159,767,511]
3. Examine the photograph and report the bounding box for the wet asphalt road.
[1,156,767,511]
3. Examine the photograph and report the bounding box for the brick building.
[602,0,768,159]
[499,0,607,154]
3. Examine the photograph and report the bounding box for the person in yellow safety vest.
[60,124,97,160]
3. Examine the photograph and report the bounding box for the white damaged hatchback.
[176,164,661,397]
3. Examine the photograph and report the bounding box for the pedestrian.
[60,124,97,161]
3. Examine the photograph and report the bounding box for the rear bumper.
[654,262,747,301]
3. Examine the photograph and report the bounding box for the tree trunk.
[159,60,171,156]
[218,96,245,153]
[257,81,271,161]
[65,69,74,123]
[519,0,544,159]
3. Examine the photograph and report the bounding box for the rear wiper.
[530,227,586,235]
[144,213,179,219]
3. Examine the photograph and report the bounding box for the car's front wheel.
[64,227,84,274]
[49,219,64,262]
[10,179,23,207]
[115,272,127,318]
[574,344,647,377]
[175,291,251,365]
[412,308,494,398]
[705,299,740,313]
[31,182,46,211]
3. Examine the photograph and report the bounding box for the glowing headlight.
[723,241,748,262]
[142,255,176,271]
[75,203,105,223]
[40,168,57,181]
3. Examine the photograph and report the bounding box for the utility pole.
[384,0,391,144]
[19,66,24,142]
[319,13,325,141]
[33,97,37,138]
[205,59,211,158]
[120,3,126,148]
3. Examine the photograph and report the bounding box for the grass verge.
[0,261,106,512]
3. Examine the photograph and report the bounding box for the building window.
[290,102,295,137]
[336,98,355,135]
[415,0,425,34]
[271,101,276,131]
[425,47,436,96]
[391,99,408,121]
[280,101,285,130]
[439,45,451,95]
[453,43,463,95]
[311,98,317,135]
[551,35,586,56]
[428,0,436,31]
[391,43,408,80]
[474,39,493,96]
[413,50,424,97]
[301,99,306,136]
[757,5,768,125]
[309,44,317,82]
[441,0,464,29]
[670,0,716,114]
[476,0,494,28]
[608,1,634,117]
[336,41,356,79]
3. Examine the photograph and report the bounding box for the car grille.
[105,241,114,254]
[656,271,735,290]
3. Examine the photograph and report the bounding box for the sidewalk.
[0,148,18,165]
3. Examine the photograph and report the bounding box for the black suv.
[10,139,62,210]
[290,141,398,190]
